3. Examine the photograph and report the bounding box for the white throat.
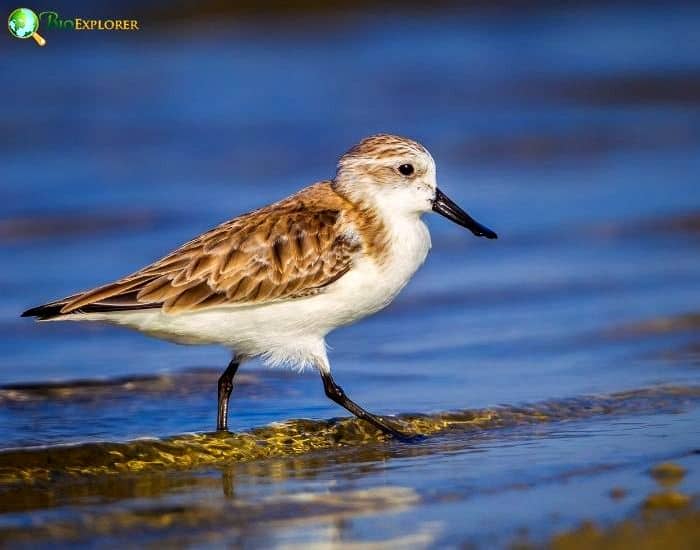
[373,195,432,282]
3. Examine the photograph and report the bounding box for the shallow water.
[2,2,700,547]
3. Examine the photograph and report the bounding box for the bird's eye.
[398,164,414,176]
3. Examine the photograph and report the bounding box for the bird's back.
[22,182,362,320]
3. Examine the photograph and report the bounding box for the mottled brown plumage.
[45,181,388,315]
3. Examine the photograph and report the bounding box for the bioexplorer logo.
[8,7,140,46]
[8,8,45,45]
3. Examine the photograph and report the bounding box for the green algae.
[0,385,698,485]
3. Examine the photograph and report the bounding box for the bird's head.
[334,134,497,239]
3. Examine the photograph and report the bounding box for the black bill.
[432,188,498,239]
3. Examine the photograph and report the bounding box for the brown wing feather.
[58,182,361,315]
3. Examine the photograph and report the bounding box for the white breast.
[332,214,432,323]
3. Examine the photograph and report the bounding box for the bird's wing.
[45,184,360,316]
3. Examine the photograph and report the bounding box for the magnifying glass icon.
[8,8,46,46]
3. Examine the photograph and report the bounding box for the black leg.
[320,370,411,440]
[217,358,240,431]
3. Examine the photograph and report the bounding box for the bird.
[22,134,497,440]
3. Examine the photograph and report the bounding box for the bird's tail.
[22,291,158,320]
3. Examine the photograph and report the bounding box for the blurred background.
[1,0,699,547]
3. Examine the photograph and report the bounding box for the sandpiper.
[22,134,497,439]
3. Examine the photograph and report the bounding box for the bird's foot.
[373,418,425,443]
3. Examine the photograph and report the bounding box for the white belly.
[63,218,432,369]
